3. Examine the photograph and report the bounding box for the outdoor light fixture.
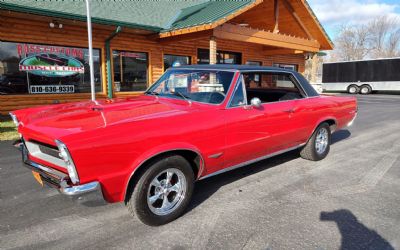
[49,21,63,29]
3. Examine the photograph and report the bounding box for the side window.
[243,72,304,103]
[229,77,246,107]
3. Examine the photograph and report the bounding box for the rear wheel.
[126,155,194,226]
[360,84,372,95]
[347,85,359,94]
[300,123,331,161]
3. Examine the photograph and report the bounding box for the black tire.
[126,155,194,226]
[347,85,359,94]
[360,84,372,95]
[300,122,331,161]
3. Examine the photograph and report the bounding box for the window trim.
[111,49,149,93]
[273,63,298,72]
[246,61,262,66]
[227,74,248,108]
[196,48,243,65]
[162,53,192,72]
[244,71,307,103]
[0,40,105,96]
[240,70,308,98]
[226,70,309,108]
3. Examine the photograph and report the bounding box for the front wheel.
[126,155,194,226]
[300,123,331,161]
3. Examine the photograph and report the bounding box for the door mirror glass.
[250,97,262,108]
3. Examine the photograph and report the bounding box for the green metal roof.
[166,0,254,30]
[0,0,255,32]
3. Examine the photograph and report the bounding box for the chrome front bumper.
[14,139,104,201]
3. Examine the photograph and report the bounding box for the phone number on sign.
[30,85,75,94]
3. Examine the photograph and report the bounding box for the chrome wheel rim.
[315,128,329,154]
[147,168,187,216]
[349,87,356,93]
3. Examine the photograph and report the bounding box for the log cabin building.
[0,0,333,114]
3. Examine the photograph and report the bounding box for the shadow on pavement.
[320,209,394,250]
[331,129,351,145]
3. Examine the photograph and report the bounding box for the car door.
[223,74,298,168]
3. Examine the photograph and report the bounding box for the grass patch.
[0,115,19,141]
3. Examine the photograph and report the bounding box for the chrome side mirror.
[250,97,262,108]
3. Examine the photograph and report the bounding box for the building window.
[164,54,191,71]
[245,61,262,87]
[197,49,242,65]
[273,63,298,71]
[246,61,262,66]
[0,41,102,95]
[113,50,148,92]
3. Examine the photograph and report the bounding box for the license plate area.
[32,171,44,186]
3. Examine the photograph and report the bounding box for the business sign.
[19,53,84,77]
[17,44,84,59]
[30,85,75,94]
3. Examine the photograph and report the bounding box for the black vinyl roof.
[173,64,319,97]
[175,64,296,73]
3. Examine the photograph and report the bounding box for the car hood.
[17,95,190,142]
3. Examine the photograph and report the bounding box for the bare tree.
[368,16,400,58]
[332,24,372,61]
[385,28,400,57]
[330,15,400,61]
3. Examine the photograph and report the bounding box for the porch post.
[310,53,318,83]
[273,0,279,33]
[209,36,217,64]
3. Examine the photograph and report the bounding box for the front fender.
[120,142,204,201]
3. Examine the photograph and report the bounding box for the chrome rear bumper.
[14,139,104,201]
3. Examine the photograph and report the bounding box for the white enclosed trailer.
[322,58,400,94]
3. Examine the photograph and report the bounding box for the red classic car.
[11,65,357,225]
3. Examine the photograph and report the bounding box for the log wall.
[0,10,305,114]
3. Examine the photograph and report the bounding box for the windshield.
[146,69,235,104]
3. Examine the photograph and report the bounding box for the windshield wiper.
[171,91,192,105]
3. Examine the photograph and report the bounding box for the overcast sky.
[307,0,400,39]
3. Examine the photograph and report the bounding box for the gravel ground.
[1,94,399,250]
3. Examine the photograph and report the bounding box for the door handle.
[283,108,295,113]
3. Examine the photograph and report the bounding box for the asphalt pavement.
[1,94,400,250]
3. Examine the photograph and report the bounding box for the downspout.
[105,26,122,99]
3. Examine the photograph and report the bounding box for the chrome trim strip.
[27,159,68,180]
[60,181,102,196]
[347,111,358,127]
[208,152,223,159]
[227,74,249,108]
[199,144,305,180]
[145,69,239,107]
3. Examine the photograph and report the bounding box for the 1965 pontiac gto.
[11,65,357,225]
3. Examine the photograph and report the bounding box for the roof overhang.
[214,23,320,52]
[159,0,333,51]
